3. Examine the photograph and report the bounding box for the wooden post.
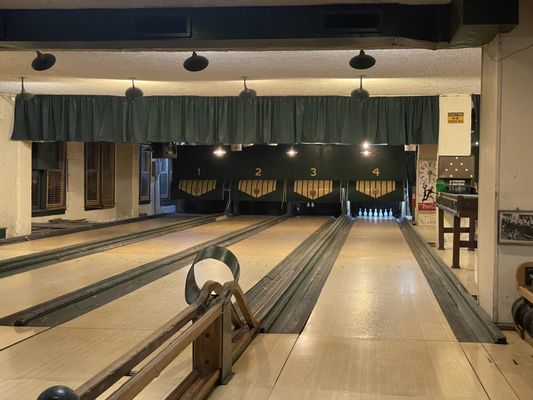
[220,301,233,384]
[452,215,461,269]
[193,315,222,379]
[468,216,476,251]
[438,207,445,250]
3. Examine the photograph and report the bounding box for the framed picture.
[499,211,533,245]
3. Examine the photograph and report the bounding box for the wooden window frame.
[32,142,67,217]
[159,158,174,206]
[85,142,116,210]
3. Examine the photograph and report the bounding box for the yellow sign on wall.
[448,112,465,124]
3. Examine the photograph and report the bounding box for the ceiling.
[0,1,451,9]
[0,48,480,97]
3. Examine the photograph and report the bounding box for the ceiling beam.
[0,1,517,51]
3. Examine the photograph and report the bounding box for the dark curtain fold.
[12,95,440,144]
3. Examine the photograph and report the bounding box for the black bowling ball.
[523,306,533,336]
[37,386,79,400]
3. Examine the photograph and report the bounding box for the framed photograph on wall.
[499,210,533,245]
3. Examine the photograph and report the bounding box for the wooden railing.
[37,246,259,400]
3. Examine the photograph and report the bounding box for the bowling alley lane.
[0,217,327,399]
[0,215,194,261]
[0,216,264,319]
[263,219,499,399]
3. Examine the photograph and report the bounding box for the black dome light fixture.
[239,77,257,100]
[349,50,376,70]
[351,76,370,102]
[183,51,209,72]
[31,51,56,71]
[125,78,143,100]
[17,77,34,101]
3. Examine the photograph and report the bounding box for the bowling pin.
[389,208,393,217]
[374,208,378,217]
[358,208,362,217]
[311,202,315,208]
[379,209,383,217]
[363,209,368,217]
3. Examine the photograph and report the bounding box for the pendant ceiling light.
[351,76,369,102]
[16,77,34,101]
[239,77,257,100]
[31,51,56,71]
[125,78,143,100]
[183,51,209,72]
[349,50,376,70]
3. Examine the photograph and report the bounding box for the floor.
[0,217,531,399]
[0,216,264,319]
[0,216,327,399]
[414,223,479,297]
[213,220,532,400]
[0,215,192,260]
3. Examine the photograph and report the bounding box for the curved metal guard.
[185,245,240,305]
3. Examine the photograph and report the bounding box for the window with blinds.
[85,142,115,208]
[139,145,152,204]
[159,158,173,203]
[31,142,67,214]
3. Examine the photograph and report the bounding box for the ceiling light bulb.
[351,76,369,101]
[286,146,298,157]
[362,142,370,150]
[32,51,56,71]
[349,50,376,70]
[125,78,143,100]
[213,146,226,157]
[183,51,209,72]
[16,77,34,101]
[239,77,257,100]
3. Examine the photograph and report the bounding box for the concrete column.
[0,95,32,238]
[116,143,140,219]
[478,0,533,323]
[437,95,473,241]
[438,95,472,157]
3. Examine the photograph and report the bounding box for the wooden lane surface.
[0,217,264,319]
[0,215,192,261]
[0,327,48,350]
[0,217,327,399]
[264,219,493,399]
[62,216,327,330]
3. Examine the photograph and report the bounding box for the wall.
[438,95,472,156]
[478,0,533,323]
[0,95,32,237]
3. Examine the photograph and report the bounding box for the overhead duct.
[0,2,518,50]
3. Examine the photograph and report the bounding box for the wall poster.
[417,160,437,211]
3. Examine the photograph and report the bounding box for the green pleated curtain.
[11,95,439,144]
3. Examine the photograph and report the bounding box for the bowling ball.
[37,386,79,400]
